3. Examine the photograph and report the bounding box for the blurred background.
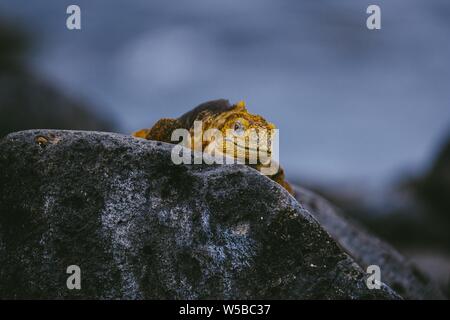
[0,0,449,294]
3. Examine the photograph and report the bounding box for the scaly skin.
[133,99,293,194]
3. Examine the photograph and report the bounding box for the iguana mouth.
[223,138,271,155]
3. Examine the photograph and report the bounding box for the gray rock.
[293,185,445,299]
[0,130,399,299]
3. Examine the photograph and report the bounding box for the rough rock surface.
[294,186,445,299]
[0,130,399,299]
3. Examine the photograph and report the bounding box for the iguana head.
[203,101,276,163]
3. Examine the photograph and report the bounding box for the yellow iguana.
[133,99,293,194]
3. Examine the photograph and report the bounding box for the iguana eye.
[234,121,245,135]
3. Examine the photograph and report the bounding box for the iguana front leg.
[254,164,294,195]
[271,166,294,195]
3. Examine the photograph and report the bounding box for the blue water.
[1,0,449,188]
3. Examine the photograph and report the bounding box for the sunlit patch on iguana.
[133,99,293,194]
